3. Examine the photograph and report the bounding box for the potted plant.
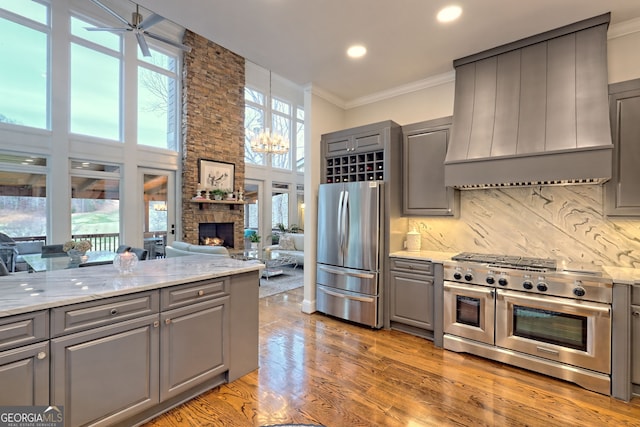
[211,188,225,201]
[248,233,261,249]
[224,189,235,200]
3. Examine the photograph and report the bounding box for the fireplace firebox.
[199,222,234,248]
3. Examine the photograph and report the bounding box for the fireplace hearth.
[199,222,234,248]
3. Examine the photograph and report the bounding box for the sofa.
[264,233,304,267]
[165,241,230,258]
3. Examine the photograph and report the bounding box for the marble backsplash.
[407,185,640,268]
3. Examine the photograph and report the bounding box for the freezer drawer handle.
[319,265,375,279]
[321,287,374,303]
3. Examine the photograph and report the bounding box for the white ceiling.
[136,0,640,105]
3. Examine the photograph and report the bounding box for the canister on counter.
[406,229,421,252]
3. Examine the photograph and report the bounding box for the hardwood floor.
[144,287,640,427]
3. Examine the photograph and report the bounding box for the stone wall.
[181,31,246,248]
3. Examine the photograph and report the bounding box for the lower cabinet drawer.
[0,310,48,352]
[161,278,228,310]
[51,291,159,336]
[390,258,433,275]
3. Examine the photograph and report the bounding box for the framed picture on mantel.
[199,159,234,190]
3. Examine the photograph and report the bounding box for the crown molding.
[345,71,455,109]
[608,16,640,39]
[309,86,347,109]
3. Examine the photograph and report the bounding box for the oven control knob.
[453,272,462,280]
[523,281,533,290]
[537,282,548,292]
[486,276,495,285]
[464,273,473,281]
[573,287,586,297]
[498,277,508,286]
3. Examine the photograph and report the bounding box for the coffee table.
[230,249,296,279]
[21,250,117,273]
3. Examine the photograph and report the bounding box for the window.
[272,182,289,230]
[0,153,47,239]
[245,87,266,166]
[70,161,120,242]
[271,97,291,170]
[138,48,179,150]
[0,2,49,129]
[296,108,305,172]
[70,16,121,140]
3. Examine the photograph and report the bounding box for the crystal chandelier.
[250,69,289,155]
[250,128,289,154]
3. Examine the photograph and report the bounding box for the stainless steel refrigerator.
[316,181,384,328]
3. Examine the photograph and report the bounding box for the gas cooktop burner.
[451,252,557,271]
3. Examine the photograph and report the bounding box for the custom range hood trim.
[445,13,613,189]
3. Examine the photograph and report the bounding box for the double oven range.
[443,252,613,395]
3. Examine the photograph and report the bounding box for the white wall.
[608,26,640,84]
[345,79,455,128]
[301,87,346,314]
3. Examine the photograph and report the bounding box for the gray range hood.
[445,14,613,189]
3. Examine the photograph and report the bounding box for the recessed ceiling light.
[347,45,367,58]
[437,5,462,23]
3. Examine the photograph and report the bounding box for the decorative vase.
[113,251,139,274]
[251,242,258,250]
[67,249,85,263]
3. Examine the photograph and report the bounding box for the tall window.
[70,160,120,240]
[138,49,179,150]
[272,182,289,229]
[296,108,305,172]
[70,16,122,140]
[271,97,291,170]
[0,2,49,129]
[0,153,47,238]
[244,87,266,166]
[243,77,304,170]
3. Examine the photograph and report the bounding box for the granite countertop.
[0,255,263,318]
[390,250,640,285]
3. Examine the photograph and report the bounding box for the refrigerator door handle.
[320,287,375,303]
[337,190,345,257]
[318,265,376,279]
[342,190,349,254]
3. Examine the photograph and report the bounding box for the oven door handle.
[444,282,494,295]
[499,290,611,316]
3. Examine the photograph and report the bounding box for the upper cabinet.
[322,120,401,184]
[606,78,640,216]
[402,117,458,216]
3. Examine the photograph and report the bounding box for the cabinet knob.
[110,308,118,315]
[198,290,205,296]
[37,352,47,360]
[165,318,171,325]
[633,311,640,317]
[153,321,160,328]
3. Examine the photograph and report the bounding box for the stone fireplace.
[199,222,234,248]
[180,31,246,249]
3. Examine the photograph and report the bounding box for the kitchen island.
[0,254,263,427]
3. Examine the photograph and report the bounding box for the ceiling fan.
[86,0,192,57]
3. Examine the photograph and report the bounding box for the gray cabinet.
[389,258,436,340]
[322,120,401,184]
[0,311,49,405]
[160,297,229,400]
[606,78,640,216]
[50,291,161,427]
[402,117,458,216]
[51,315,160,427]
